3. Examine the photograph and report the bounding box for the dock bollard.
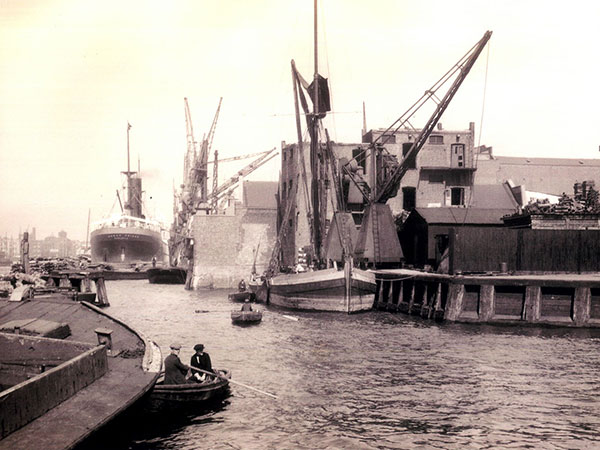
[499,262,508,274]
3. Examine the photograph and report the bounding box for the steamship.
[90,125,164,265]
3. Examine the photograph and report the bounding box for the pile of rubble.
[522,180,600,215]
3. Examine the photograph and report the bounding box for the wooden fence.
[449,228,600,273]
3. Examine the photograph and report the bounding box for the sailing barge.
[264,3,491,313]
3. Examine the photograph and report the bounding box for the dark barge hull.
[269,268,376,313]
[0,293,161,449]
[147,267,187,284]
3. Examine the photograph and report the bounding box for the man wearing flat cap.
[164,343,190,384]
[190,343,213,382]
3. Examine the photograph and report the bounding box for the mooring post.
[444,283,464,321]
[523,285,541,323]
[479,285,495,321]
[407,281,416,315]
[95,278,110,307]
[573,287,590,326]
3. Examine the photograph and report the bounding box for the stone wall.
[191,204,277,289]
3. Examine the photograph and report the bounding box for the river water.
[83,280,600,449]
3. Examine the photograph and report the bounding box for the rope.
[460,38,491,226]
[377,275,417,282]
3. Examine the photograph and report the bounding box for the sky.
[2,0,600,241]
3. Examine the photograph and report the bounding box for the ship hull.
[268,267,376,313]
[90,227,163,264]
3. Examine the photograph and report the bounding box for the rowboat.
[231,310,262,324]
[149,369,231,407]
[228,290,255,302]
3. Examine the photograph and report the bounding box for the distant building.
[0,236,18,263]
[41,231,75,258]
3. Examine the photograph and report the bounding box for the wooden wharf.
[374,269,600,328]
[0,290,161,449]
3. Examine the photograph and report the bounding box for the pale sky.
[2,0,600,241]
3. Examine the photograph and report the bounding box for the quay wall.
[0,334,107,439]
[449,228,600,274]
[375,270,600,328]
[191,205,277,289]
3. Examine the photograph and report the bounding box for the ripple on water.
[86,280,600,450]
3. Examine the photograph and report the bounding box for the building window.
[283,149,286,161]
[450,187,465,206]
[402,143,416,169]
[402,186,416,210]
[451,144,465,168]
[282,182,286,199]
[429,135,444,145]
[290,148,294,160]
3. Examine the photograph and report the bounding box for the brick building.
[278,122,477,267]
[362,122,476,213]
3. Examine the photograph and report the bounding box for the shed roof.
[243,181,278,209]
[413,207,516,225]
[471,184,519,209]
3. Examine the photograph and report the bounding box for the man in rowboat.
[190,343,213,382]
[241,298,253,311]
[164,343,191,384]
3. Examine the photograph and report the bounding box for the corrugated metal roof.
[414,207,516,224]
[243,181,278,209]
[494,156,600,167]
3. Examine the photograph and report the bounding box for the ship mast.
[122,122,143,218]
[310,0,322,264]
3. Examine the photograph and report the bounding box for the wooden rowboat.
[149,369,231,407]
[228,290,256,302]
[231,310,262,324]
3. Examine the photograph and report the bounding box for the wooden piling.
[444,283,465,321]
[573,287,591,326]
[523,286,541,322]
[479,285,495,321]
[94,278,109,307]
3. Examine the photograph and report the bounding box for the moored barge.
[0,286,161,449]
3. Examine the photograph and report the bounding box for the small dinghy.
[228,290,256,302]
[231,310,262,324]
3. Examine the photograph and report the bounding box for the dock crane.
[342,31,492,267]
[207,147,278,213]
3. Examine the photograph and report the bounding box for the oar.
[190,366,278,399]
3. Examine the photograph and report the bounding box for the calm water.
[84,280,600,449]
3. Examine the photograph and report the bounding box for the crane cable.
[460,39,491,226]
